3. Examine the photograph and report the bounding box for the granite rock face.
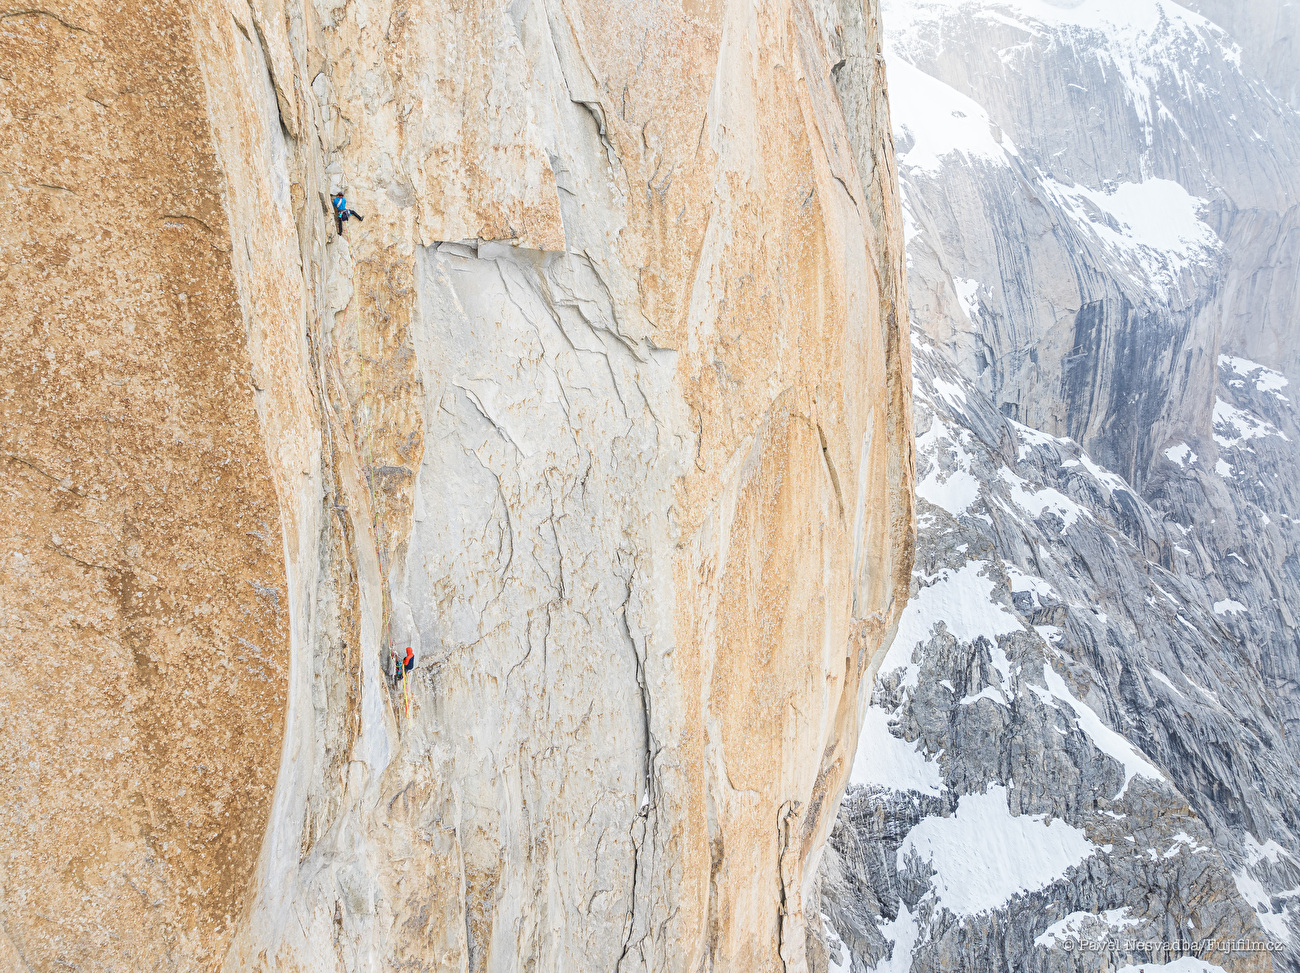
[814,2,1300,972]
[887,0,1300,489]
[0,4,294,968]
[0,0,914,970]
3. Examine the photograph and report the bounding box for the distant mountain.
[815,2,1300,970]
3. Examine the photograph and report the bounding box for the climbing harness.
[331,193,364,235]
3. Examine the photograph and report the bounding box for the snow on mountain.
[888,58,1019,173]
[816,0,1300,968]
[818,334,1299,972]
[898,785,1097,916]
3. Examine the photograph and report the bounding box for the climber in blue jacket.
[332,193,363,235]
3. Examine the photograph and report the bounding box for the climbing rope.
[322,252,408,728]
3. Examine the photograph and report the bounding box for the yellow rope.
[402,657,412,720]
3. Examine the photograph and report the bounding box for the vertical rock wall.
[0,0,914,969]
[885,0,1300,489]
[0,0,293,967]
[1175,0,1300,108]
[822,2,1300,969]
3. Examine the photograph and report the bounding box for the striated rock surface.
[885,0,1300,488]
[818,336,1295,973]
[1,0,915,970]
[814,2,1300,972]
[1174,0,1300,110]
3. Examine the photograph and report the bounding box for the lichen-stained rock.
[1,0,913,971]
[0,0,291,968]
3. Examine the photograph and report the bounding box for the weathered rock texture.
[819,334,1294,973]
[0,2,292,967]
[0,0,915,970]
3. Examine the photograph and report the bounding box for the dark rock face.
[816,337,1297,972]
[891,0,1300,473]
[814,2,1300,971]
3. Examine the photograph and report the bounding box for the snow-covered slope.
[813,1,1300,971]
[889,0,1300,488]
[817,337,1299,972]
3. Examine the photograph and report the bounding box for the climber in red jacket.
[389,646,415,686]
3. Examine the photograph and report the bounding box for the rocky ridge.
[818,332,1298,973]
[815,2,1300,971]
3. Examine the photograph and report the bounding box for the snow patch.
[1214,397,1289,447]
[1213,599,1246,616]
[1114,960,1229,973]
[1006,564,1056,604]
[1061,453,1129,494]
[1243,833,1291,867]
[1033,663,1164,798]
[1163,831,1211,856]
[882,562,1025,689]
[873,902,920,973]
[1148,670,1184,696]
[916,417,981,516]
[918,468,981,517]
[1152,582,1180,607]
[888,57,1018,174]
[953,276,982,321]
[931,377,968,411]
[1165,442,1197,467]
[823,914,851,973]
[960,685,1010,708]
[999,468,1089,530]
[1042,177,1221,298]
[1035,908,1140,948]
[1009,418,1070,461]
[851,706,946,795]
[898,786,1097,916]
[1233,868,1293,943]
[1221,355,1290,402]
